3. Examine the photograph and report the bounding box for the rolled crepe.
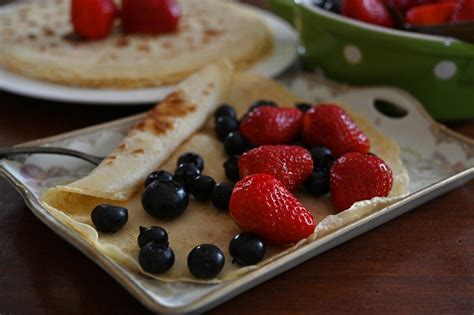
[58,60,233,200]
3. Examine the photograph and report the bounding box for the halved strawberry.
[330,152,393,211]
[341,0,394,27]
[302,104,370,157]
[238,145,313,191]
[229,174,316,245]
[406,2,456,25]
[239,106,303,145]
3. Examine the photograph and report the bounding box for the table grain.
[1,1,474,314]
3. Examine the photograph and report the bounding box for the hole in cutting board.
[373,99,408,118]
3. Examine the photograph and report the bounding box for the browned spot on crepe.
[116,37,129,48]
[137,43,150,53]
[132,149,145,156]
[131,91,197,136]
[43,27,54,36]
[117,143,128,151]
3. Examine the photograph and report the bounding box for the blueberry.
[139,242,175,274]
[304,168,330,196]
[224,132,249,156]
[229,233,266,266]
[223,156,240,182]
[174,163,201,188]
[144,170,174,188]
[309,146,335,170]
[211,182,234,211]
[295,102,312,113]
[249,99,277,111]
[138,226,169,248]
[177,152,204,172]
[215,116,238,140]
[189,175,216,202]
[141,180,189,219]
[214,104,237,120]
[91,204,128,233]
[187,244,225,279]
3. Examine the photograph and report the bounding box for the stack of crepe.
[0,0,271,88]
[42,61,409,283]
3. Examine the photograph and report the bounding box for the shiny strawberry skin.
[302,104,370,157]
[238,145,313,191]
[229,174,316,245]
[71,0,116,40]
[341,0,394,27]
[452,0,474,22]
[330,152,393,211]
[406,2,456,25]
[239,106,303,145]
[122,0,180,34]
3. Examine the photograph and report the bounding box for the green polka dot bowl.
[268,0,474,121]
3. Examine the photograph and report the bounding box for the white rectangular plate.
[1,73,473,314]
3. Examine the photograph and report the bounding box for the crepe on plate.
[0,0,271,88]
[42,64,409,284]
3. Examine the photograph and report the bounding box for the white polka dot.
[434,60,457,80]
[344,45,362,64]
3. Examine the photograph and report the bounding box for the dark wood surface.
[1,2,474,315]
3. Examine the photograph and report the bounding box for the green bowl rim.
[297,0,474,56]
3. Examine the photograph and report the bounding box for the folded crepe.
[42,73,409,283]
[58,60,233,200]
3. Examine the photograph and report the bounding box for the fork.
[0,146,103,165]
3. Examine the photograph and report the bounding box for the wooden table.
[1,2,474,314]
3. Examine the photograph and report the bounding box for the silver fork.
[0,146,103,165]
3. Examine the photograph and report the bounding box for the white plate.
[0,4,298,105]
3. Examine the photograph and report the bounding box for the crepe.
[42,75,409,283]
[58,60,232,200]
[0,0,271,88]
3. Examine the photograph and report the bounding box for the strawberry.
[341,0,394,27]
[452,0,474,22]
[302,104,370,157]
[122,0,180,35]
[71,0,116,40]
[239,106,303,145]
[405,2,456,25]
[229,174,316,245]
[330,152,393,211]
[238,145,313,191]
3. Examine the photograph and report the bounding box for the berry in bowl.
[268,0,474,120]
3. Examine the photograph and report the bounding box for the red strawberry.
[71,0,116,40]
[341,0,394,27]
[452,0,474,22]
[239,106,303,145]
[122,0,181,34]
[238,145,313,191]
[406,2,456,25]
[330,152,393,211]
[229,174,316,245]
[302,104,370,157]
